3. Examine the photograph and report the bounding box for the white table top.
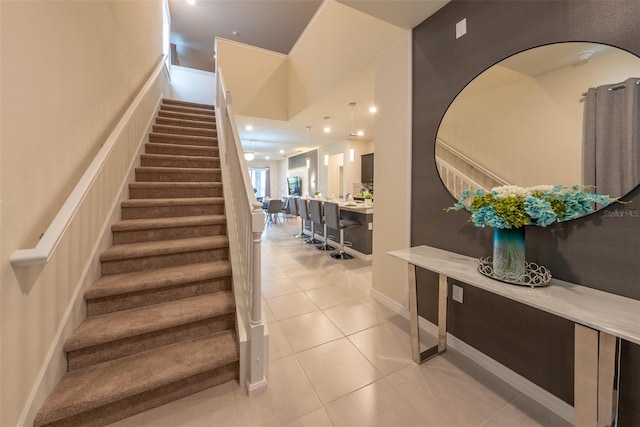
[389,245,640,345]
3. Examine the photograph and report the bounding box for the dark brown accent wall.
[412,1,640,423]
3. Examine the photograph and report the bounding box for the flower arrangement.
[447,185,617,229]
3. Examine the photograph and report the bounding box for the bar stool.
[297,198,319,244]
[324,201,360,260]
[292,198,306,239]
[309,199,335,251]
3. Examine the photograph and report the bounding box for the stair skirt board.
[33,99,242,427]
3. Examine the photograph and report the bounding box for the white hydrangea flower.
[492,185,528,197]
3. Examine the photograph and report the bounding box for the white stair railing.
[216,68,267,393]
[436,138,510,198]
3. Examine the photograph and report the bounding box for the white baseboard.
[369,290,574,424]
[17,96,163,427]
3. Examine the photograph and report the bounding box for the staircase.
[34,99,239,427]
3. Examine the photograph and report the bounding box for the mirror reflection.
[436,42,640,216]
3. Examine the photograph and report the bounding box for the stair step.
[121,197,225,219]
[85,261,232,316]
[65,292,235,370]
[149,132,218,147]
[152,124,217,138]
[100,235,229,275]
[162,99,214,110]
[112,215,226,244]
[160,104,215,116]
[135,166,222,183]
[157,110,216,123]
[145,142,219,158]
[155,116,216,130]
[34,331,238,427]
[129,182,223,199]
[140,153,220,169]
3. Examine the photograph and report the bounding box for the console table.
[389,245,640,427]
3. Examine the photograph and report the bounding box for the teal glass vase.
[492,227,526,280]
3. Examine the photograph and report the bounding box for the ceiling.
[168,0,449,161]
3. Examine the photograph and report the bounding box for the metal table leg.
[408,264,448,364]
[574,324,620,427]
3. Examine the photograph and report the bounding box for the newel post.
[250,203,264,325]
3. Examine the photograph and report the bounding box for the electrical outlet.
[368,222,373,230]
[452,284,464,303]
[456,18,467,39]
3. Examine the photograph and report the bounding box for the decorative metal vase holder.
[477,227,552,288]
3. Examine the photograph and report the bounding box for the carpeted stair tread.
[128,182,223,199]
[34,331,238,427]
[149,132,218,145]
[162,99,214,110]
[144,142,219,157]
[157,110,216,123]
[152,124,217,137]
[85,261,231,300]
[160,102,215,115]
[112,215,226,232]
[129,182,222,191]
[155,117,216,129]
[135,166,221,174]
[140,154,219,168]
[99,235,228,262]
[160,105,216,116]
[64,292,235,352]
[121,197,224,208]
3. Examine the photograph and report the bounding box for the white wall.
[317,139,373,198]
[0,2,164,425]
[371,31,412,307]
[246,159,282,198]
[168,65,216,105]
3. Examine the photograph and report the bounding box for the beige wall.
[288,0,405,118]
[0,2,163,425]
[215,38,288,121]
[371,31,412,307]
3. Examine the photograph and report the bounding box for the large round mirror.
[436,42,640,218]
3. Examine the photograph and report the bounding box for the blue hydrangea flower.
[524,196,557,227]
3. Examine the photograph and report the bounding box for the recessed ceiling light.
[357,130,364,137]
[245,125,253,131]
[323,126,331,133]
[369,106,377,113]
[279,149,284,154]
[265,156,270,160]
[232,31,239,36]
[186,0,195,5]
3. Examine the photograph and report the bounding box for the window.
[249,167,270,198]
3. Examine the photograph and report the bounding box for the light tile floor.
[111,219,571,427]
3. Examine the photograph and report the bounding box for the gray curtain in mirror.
[583,77,640,198]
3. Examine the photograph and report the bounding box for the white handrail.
[10,56,168,267]
[216,67,267,393]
